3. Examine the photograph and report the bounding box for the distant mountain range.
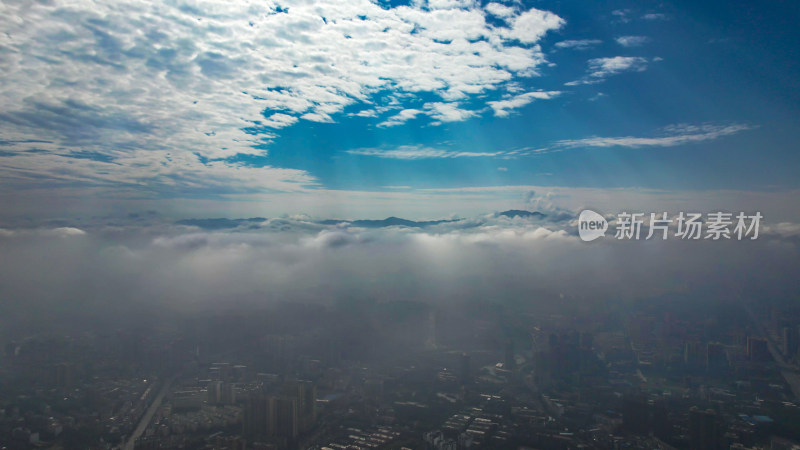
[176,217,267,230]
[496,210,545,219]
[318,216,458,228]
[177,210,545,230]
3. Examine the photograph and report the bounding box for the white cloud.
[423,102,478,123]
[554,39,602,50]
[346,145,499,160]
[0,227,87,238]
[378,103,478,127]
[589,92,607,101]
[300,112,334,123]
[0,0,565,193]
[488,90,561,117]
[564,79,597,87]
[642,13,668,21]
[347,123,755,161]
[540,123,755,152]
[349,109,380,118]
[588,56,650,78]
[566,56,651,85]
[611,9,631,23]
[425,0,480,10]
[485,2,516,19]
[378,109,425,127]
[263,113,299,128]
[501,8,565,44]
[615,35,651,47]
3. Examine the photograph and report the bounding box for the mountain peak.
[497,210,545,219]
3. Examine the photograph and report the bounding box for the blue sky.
[0,0,798,221]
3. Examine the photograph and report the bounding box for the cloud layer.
[347,123,755,159]
[1,209,798,337]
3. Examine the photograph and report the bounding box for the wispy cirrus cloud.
[642,13,669,21]
[611,9,632,23]
[566,56,653,85]
[615,35,651,47]
[346,145,500,160]
[525,123,756,154]
[554,39,603,50]
[349,123,755,160]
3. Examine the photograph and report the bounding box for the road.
[123,376,174,450]
[742,303,800,401]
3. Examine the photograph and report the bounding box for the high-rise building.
[548,333,559,349]
[296,380,316,433]
[459,353,471,385]
[207,380,222,404]
[53,362,74,388]
[621,394,649,435]
[746,336,770,362]
[244,381,314,440]
[706,342,727,372]
[770,436,800,450]
[211,362,232,381]
[689,407,722,450]
[243,393,275,439]
[782,327,798,359]
[221,382,236,405]
[273,396,298,440]
[208,381,236,405]
[652,400,671,440]
[579,332,594,350]
[213,435,245,450]
[684,340,705,367]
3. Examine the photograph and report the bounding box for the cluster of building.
[2,299,800,449]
